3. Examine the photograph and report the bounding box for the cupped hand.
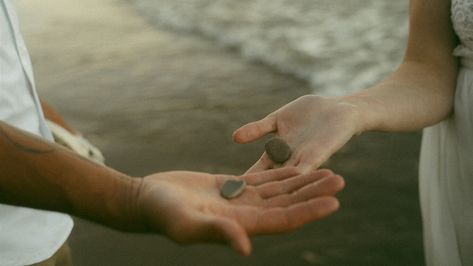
[135,167,344,256]
[233,95,361,173]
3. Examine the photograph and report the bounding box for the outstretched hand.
[135,167,344,255]
[233,95,361,173]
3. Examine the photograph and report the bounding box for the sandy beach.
[15,0,423,265]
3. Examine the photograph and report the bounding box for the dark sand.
[16,0,423,265]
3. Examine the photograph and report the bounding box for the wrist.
[338,92,378,134]
[106,173,146,231]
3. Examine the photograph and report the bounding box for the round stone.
[265,137,291,164]
[220,179,246,199]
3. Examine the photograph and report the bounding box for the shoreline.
[127,0,409,96]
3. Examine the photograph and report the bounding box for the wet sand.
[16,0,423,265]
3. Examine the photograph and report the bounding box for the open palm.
[136,167,344,255]
[233,95,360,173]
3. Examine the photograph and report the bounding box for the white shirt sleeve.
[0,0,73,265]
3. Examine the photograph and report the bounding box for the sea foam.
[129,0,408,96]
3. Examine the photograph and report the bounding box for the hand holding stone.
[265,137,291,164]
[136,168,344,255]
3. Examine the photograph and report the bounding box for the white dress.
[419,1,473,265]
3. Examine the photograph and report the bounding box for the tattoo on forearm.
[0,125,55,154]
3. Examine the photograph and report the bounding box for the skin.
[0,121,345,256]
[233,0,459,173]
[7,0,453,258]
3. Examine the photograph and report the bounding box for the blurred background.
[14,0,424,265]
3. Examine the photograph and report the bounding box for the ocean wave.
[128,0,409,96]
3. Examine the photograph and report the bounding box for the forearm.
[0,121,143,231]
[342,0,459,134]
[343,59,458,133]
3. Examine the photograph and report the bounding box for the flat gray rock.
[220,179,246,199]
[265,137,291,164]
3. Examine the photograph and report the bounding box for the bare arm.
[347,0,459,132]
[0,121,139,230]
[234,0,459,172]
[0,121,344,255]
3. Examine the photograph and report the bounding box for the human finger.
[263,175,345,207]
[244,153,275,174]
[232,114,277,144]
[243,167,300,185]
[246,196,340,235]
[254,169,334,199]
[208,217,252,256]
[178,213,252,256]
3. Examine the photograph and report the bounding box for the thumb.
[244,153,273,174]
[209,217,252,256]
[233,114,277,144]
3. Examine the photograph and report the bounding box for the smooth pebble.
[221,179,246,199]
[265,137,291,164]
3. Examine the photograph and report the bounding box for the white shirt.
[0,0,73,265]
